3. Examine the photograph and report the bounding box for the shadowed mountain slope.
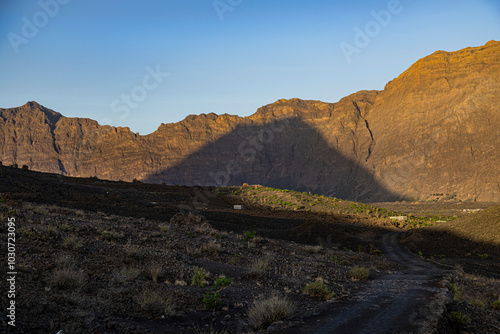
[0,40,499,201]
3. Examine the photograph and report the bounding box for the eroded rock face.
[1,41,498,201]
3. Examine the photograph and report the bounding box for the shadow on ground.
[1,165,498,274]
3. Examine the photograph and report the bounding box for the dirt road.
[282,232,452,334]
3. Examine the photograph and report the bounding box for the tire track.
[282,232,451,334]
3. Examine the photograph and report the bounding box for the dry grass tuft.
[146,263,163,283]
[115,266,141,282]
[123,239,143,259]
[303,245,323,254]
[248,257,271,280]
[136,289,177,316]
[62,235,83,251]
[350,266,370,280]
[202,241,222,256]
[248,295,295,329]
[50,267,86,290]
[303,281,334,299]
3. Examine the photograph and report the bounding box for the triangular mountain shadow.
[144,116,401,202]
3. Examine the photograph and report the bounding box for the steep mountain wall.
[1,41,498,201]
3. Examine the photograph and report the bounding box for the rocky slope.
[0,40,499,202]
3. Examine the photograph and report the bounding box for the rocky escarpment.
[0,40,499,202]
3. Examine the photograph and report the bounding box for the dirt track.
[282,232,451,334]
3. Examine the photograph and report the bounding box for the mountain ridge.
[1,40,499,202]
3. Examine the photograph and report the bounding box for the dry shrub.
[136,289,177,316]
[188,213,208,225]
[248,258,271,280]
[303,281,334,299]
[62,235,84,251]
[194,222,212,234]
[123,239,143,259]
[304,245,323,254]
[350,266,370,280]
[248,295,295,329]
[115,266,141,282]
[51,267,86,290]
[170,212,208,226]
[146,263,163,283]
[202,241,221,256]
[159,223,172,232]
[170,213,186,224]
[191,267,210,287]
[55,254,73,268]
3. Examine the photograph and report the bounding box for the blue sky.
[0,0,499,134]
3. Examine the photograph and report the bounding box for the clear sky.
[1,0,499,134]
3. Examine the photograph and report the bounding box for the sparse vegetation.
[244,230,256,241]
[203,276,234,310]
[448,283,462,301]
[248,295,295,330]
[203,240,221,256]
[50,267,86,290]
[191,267,210,287]
[54,254,73,268]
[159,223,171,232]
[4,168,499,333]
[123,239,143,259]
[116,266,141,281]
[491,300,500,310]
[303,281,334,299]
[62,235,83,251]
[248,257,271,279]
[303,245,323,254]
[99,229,122,241]
[202,291,221,310]
[146,263,163,283]
[350,266,370,280]
[136,289,176,316]
[448,311,471,330]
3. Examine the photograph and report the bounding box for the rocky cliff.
[1,41,499,202]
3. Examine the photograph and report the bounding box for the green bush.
[202,275,234,310]
[202,291,221,310]
[491,300,500,310]
[244,231,256,241]
[212,276,234,291]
